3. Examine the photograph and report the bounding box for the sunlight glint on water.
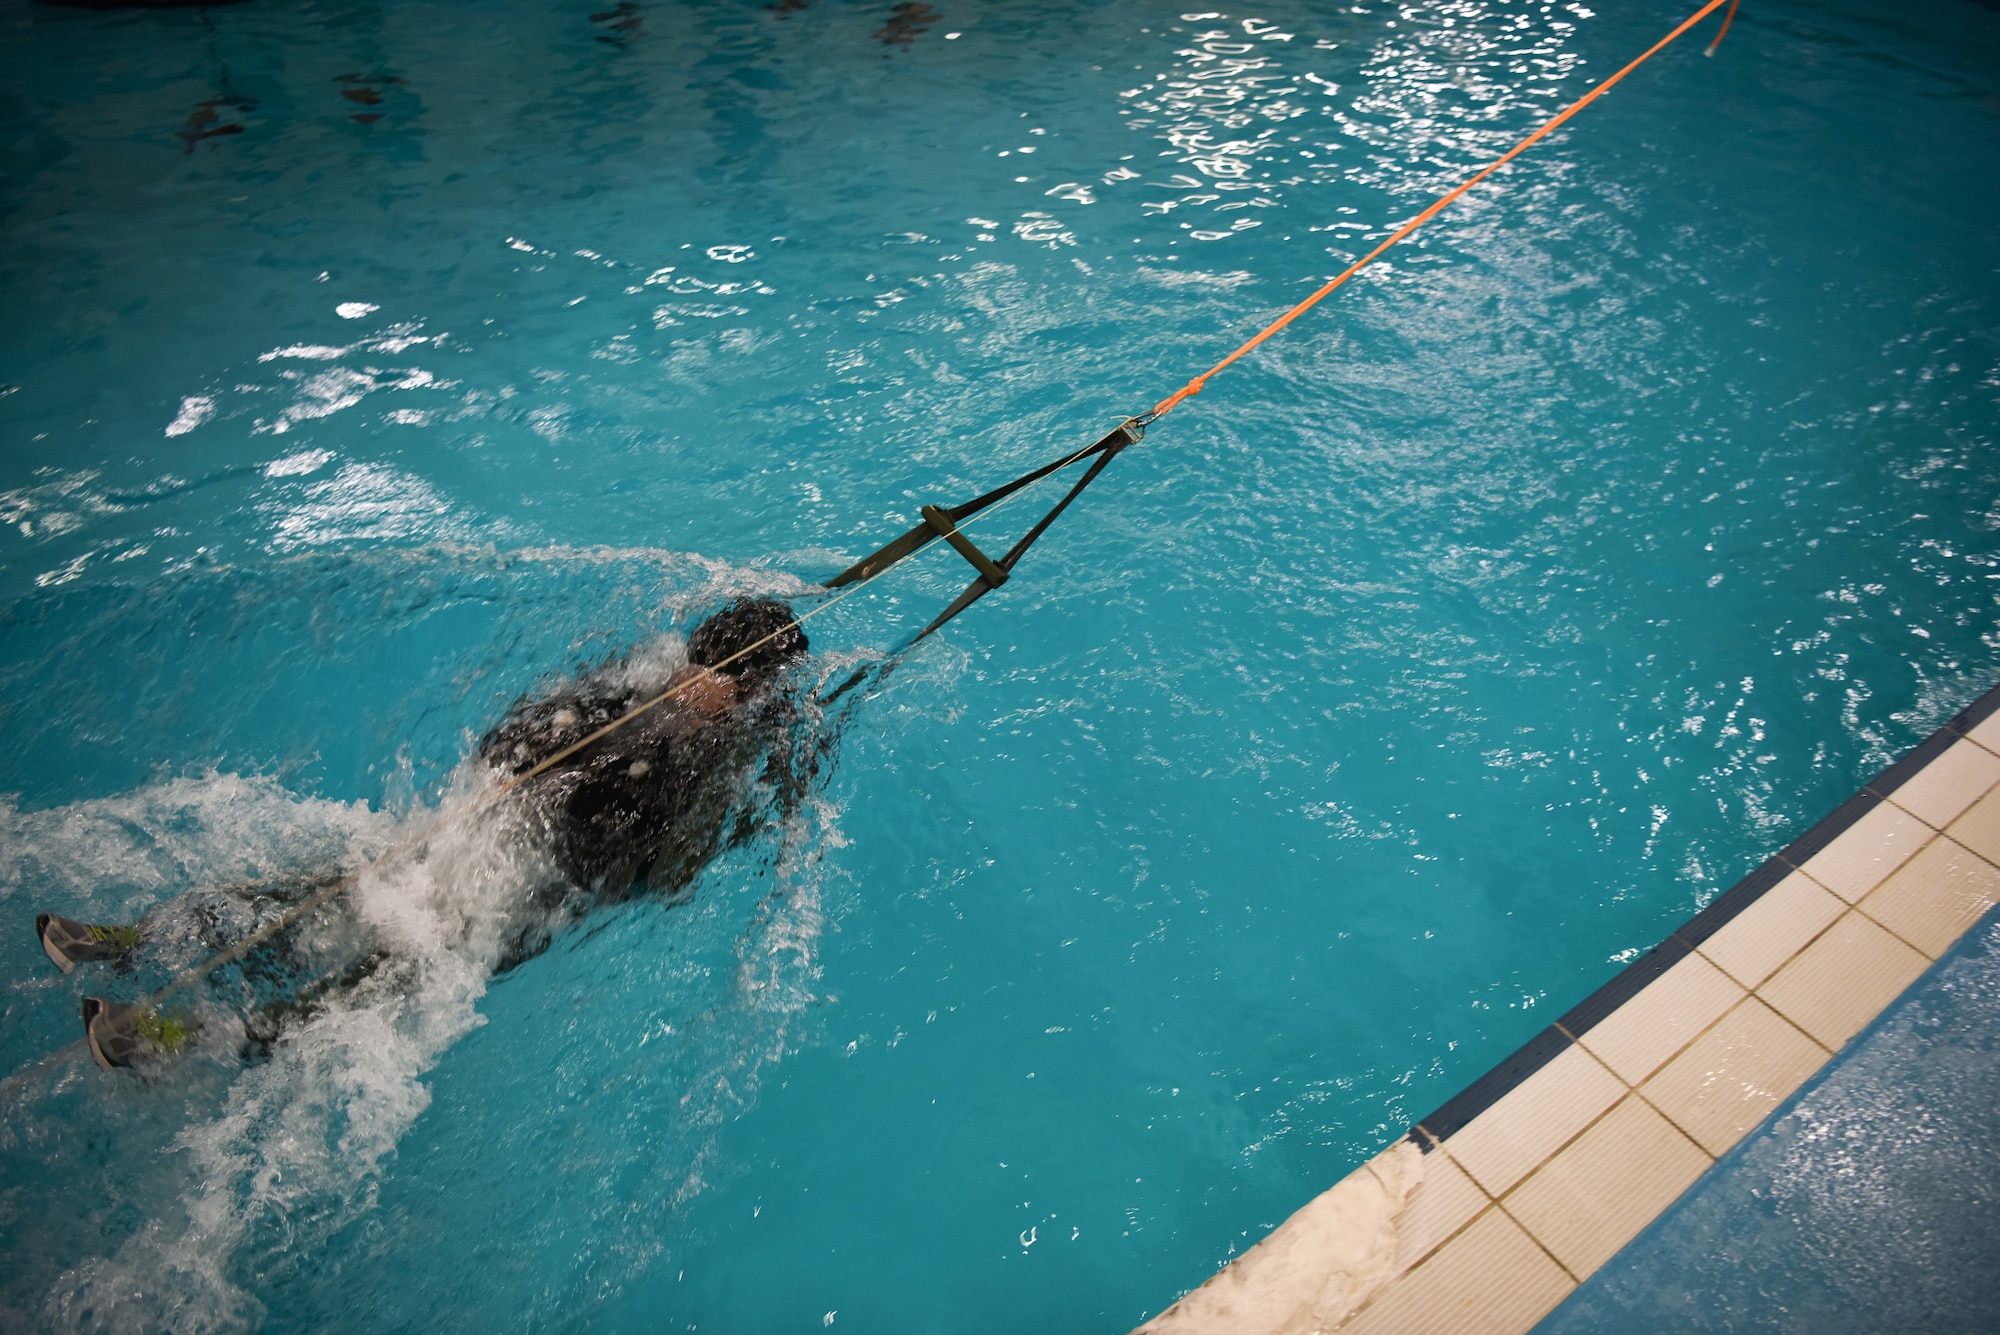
[1,0,1997,1329]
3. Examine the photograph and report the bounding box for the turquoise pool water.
[1,0,1997,1329]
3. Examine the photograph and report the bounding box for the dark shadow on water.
[873,1,939,47]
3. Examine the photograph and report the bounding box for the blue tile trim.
[1861,726,1959,801]
[1771,790,1881,869]
[1413,1025,1572,1146]
[1672,854,1794,949]
[1946,678,2000,738]
[1555,936,1692,1037]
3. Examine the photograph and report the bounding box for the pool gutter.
[1133,679,2000,1335]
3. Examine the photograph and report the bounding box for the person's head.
[687,598,808,682]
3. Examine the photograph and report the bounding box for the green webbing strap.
[920,506,1010,588]
[823,417,1145,645]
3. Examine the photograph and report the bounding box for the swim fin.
[81,997,192,1071]
[37,914,142,973]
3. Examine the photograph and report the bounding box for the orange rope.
[1705,0,1743,56]
[1148,0,1736,420]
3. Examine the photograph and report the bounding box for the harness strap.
[825,418,1144,592]
[822,417,1144,644]
[921,506,1010,588]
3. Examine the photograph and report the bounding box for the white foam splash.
[257,344,350,362]
[0,773,388,915]
[1139,267,1257,290]
[263,449,333,478]
[0,469,120,544]
[165,396,216,438]
[15,685,835,1331]
[264,461,457,549]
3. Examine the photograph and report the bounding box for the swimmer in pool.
[37,597,813,1070]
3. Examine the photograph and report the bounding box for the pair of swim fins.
[36,913,183,1071]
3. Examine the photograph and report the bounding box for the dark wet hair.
[687,598,808,679]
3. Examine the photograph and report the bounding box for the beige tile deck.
[1389,1150,1488,1275]
[1638,997,1829,1157]
[1572,951,1744,1086]
[1437,1044,1626,1199]
[1962,709,2000,758]
[1795,802,1933,904]
[1886,738,2000,828]
[1858,836,2000,958]
[1499,1095,1710,1279]
[1695,871,1845,990]
[1340,1207,1573,1335]
[1945,784,2000,866]
[1758,911,1930,1050]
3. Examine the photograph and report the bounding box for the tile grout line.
[1428,1038,1631,1201]
[1741,991,1836,1063]
[1627,1082,1720,1167]
[1334,1140,1513,1331]
[1406,1105,1610,1289]
[1490,1193,1585,1287]
[1555,1023,1724,1223]
[1479,1040,1642,1197]
[1687,920,1834,995]
[1950,723,2000,764]
[1883,771,2000,831]
[1435,1139,1587,1289]
[1800,881,1935,962]
[1348,1122,1566,1314]
[1562,993,1740,1112]
[1561,1009,1745,1163]
[1829,827,2000,965]
[1766,830,1973,966]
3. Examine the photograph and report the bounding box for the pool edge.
[1131,676,2000,1335]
